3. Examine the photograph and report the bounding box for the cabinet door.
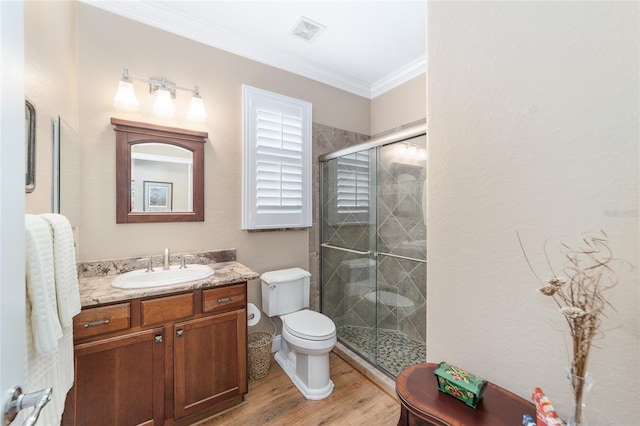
[174,309,247,419]
[69,328,164,426]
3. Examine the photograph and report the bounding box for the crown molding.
[370,56,426,99]
[83,1,421,99]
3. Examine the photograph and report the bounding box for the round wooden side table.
[396,363,535,426]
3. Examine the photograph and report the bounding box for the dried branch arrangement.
[518,230,620,424]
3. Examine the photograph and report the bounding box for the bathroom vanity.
[62,257,259,426]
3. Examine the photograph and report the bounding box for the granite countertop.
[79,261,259,307]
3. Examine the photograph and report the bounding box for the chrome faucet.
[163,248,170,270]
[138,257,154,272]
[180,254,195,269]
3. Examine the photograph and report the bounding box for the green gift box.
[434,362,488,409]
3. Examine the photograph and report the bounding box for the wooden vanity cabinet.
[174,309,247,419]
[63,283,248,426]
[70,328,165,426]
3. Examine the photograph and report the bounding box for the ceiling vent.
[290,16,326,42]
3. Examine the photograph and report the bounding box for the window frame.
[241,85,312,230]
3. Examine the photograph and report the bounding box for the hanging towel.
[25,308,74,426]
[25,213,79,426]
[25,214,62,355]
[40,213,81,328]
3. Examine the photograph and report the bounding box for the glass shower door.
[374,136,427,376]
[320,148,377,364]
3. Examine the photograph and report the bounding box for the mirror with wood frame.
[112,118,207,223]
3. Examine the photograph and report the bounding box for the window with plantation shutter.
[337,150,370,215]
[328,149,373,225]
[242,85,312,229]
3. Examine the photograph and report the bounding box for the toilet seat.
[282,309,336,341]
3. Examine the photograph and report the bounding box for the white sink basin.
[112,264,214,289]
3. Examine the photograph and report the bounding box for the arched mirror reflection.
[131,143,193,212]
[112,118,207,223]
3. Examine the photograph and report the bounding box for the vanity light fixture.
[187,86,207,121]
[153,86,175,117]
[113,68,207,120]
[113,69,139,110]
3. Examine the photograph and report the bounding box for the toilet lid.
[283,310,336,341]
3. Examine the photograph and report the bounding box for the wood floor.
[195,352,400,426]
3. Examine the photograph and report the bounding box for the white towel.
[40,213,81,327]
[25,213,79,426]
[25,214,62,355]
[25,311,74,426]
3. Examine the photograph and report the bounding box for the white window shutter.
[242,85,312,229]
[328,149,372,225]
[337,150,370,215]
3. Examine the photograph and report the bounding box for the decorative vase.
[566,368,595,426]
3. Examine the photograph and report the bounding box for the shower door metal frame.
[318,123,426,162]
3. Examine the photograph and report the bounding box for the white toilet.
[261,268,337,400]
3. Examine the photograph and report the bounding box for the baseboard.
[271,334,281,353]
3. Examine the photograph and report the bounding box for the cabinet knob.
[176,330,184,337]
[154,335,163,343]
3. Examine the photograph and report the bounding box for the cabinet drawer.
[202,284,246,313]
[73,303,131,340]
[141,293,194,327]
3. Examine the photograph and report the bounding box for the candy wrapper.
[522,414,536,426]
[531,388,563,426]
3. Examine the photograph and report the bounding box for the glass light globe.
[153,88,174,117]
[187,95,207,121]
[113,79,139,110]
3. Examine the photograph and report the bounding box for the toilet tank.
[261,268,311,317]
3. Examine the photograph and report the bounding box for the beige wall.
[76,2,370,285]
[24,0,78,215]
[427,2,638,424]
[370,73,426,136]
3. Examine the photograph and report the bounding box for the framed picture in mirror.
[144,181,173,212]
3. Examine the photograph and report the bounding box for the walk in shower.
[319,124,426,377]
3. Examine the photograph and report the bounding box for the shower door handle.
[377,252,427,263]
[320,244,370,255]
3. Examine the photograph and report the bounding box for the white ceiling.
[82,1,426,99]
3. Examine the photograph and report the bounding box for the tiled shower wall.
[309,123,369,311]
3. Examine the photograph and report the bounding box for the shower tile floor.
[337,325,426,377]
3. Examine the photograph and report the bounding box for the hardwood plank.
[193,352,400,426]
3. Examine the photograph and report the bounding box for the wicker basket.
[248,331,273,380]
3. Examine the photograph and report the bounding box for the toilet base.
[275,349,334,400]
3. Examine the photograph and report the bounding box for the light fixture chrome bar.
[376,252,427,263]
[320,243,371,255]
[318,123,426,162]
[123,68,199,94]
